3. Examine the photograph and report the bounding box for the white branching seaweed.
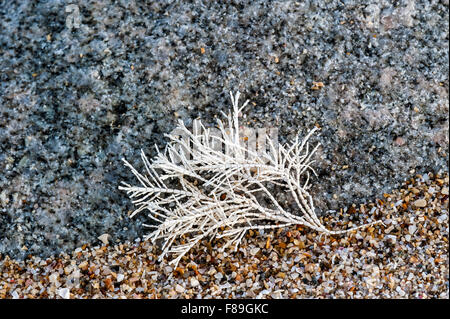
[119,91,382,266]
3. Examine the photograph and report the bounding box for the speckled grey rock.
[0,0,448,260]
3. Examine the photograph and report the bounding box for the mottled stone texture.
[0,0,448,259]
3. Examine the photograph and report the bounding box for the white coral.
[119,91,382,266]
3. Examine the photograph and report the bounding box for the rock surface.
[0,0,448,259]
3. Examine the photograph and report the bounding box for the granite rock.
[0,0,448,259]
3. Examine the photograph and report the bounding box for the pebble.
[413,199,427,208]
[437,215,447,223]
[175,284,185,293]
[385,235,397,244]
[190,278,199,287]
[305,264,315,273]
[49,273,59,284]
[79,261,88,270]
[98,234,110,245]
[396,286,405,297]
[57,288,71,299]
